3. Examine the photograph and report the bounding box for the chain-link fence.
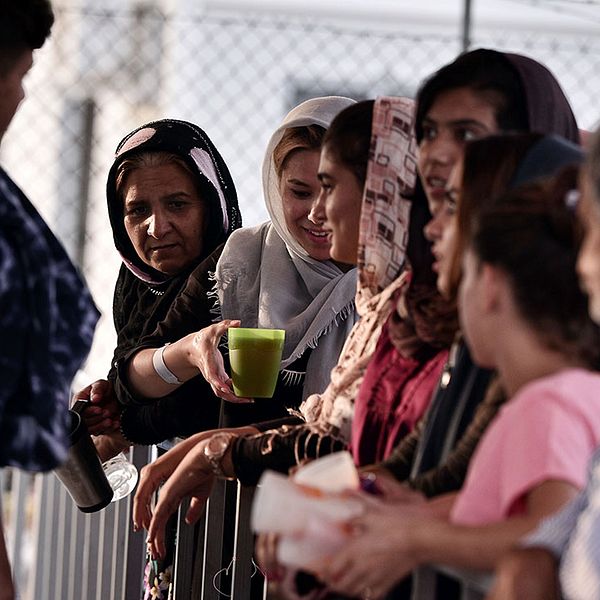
[1,3,599,597]
[3,2,599,381]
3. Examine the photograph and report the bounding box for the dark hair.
[272,125,326,179]
[445,133,545,300]
[322,100,374,187]
[587,128,600,204]
[415,49,528,142]
[405,176,459,350]
[470,167,600,369]
[448,133,583,301]
[0,0,54,75]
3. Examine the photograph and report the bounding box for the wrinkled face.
[280,149,331,261]
[418,86,498,217]
[458,248,495,368]
[577,169,600,324]
[123,163,206,275]
[317,147,364,265]
[0,50,33,143]
[424,161,462,298]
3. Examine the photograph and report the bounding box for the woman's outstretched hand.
[144,439,219,560]
[133,426,257,536]
[190,320,253,403]
[132,430,215,532]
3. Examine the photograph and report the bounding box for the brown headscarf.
[415,48,580,145]
[503,52,579,144]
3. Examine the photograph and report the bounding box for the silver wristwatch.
[203,432,236,480]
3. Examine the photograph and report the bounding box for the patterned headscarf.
[356,96,418,308]
[302,96,420,440]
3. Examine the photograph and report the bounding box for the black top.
[231,423,345,486]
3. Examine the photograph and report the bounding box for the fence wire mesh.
[3,4,600,381]
[1,3,599,598]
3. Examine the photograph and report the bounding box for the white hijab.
[216,96,358,398]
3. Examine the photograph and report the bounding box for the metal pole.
[76,98,95,268]
[462,0,473,53]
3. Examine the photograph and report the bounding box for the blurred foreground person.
[0,1,99,597]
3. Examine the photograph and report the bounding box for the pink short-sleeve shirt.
[451,369,600,526]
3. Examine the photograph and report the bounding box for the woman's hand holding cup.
[190,320,253,403]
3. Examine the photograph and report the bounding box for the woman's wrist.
[202,432,238,479]
[221,435,237,478]
[409,515,452,567]
[182,332,199,369]
[408,517,432,566]
[164,336,199,382]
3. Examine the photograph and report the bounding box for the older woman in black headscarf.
[76,119,241,452]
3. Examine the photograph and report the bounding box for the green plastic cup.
[228,327,286,398]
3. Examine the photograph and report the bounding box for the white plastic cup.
[292,451,360,493]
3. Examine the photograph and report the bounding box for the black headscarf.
[107,120,241,386]
[504,52,580,144]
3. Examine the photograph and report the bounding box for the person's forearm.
[413,515,541,572]
[422,492,458,519]
[182,426,260,459]
[126,334,200,398]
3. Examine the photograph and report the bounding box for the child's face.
[577,168,600,324]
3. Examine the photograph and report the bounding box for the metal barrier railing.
[1,443,262,600]
[174,480,264,600]
[2,446,490,600]
[0,445,148,600]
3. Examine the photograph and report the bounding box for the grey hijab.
[216,96,358,398]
